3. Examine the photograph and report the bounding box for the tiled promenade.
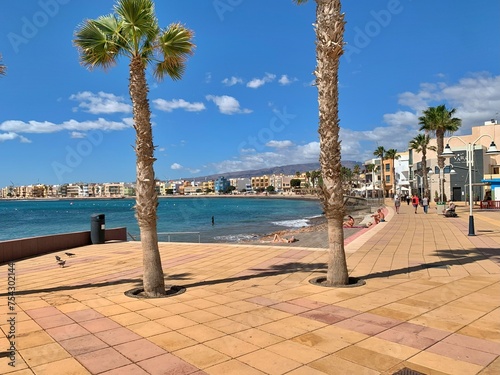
[1,201,499,374]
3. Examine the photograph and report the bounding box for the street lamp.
[442,136,500,236]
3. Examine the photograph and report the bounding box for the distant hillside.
[184,161,362,181]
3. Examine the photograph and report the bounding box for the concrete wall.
[0,227,127,264]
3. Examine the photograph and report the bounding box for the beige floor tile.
[33,358,91,375]
[148,331,197,351]
[16,330,55,350]
[233,328,284,348]
[356,336,419,359]
[408,350,483,375]
[174,344,230,369]
[92,304,131,316]
[180,309,221,323]
[155,314,198,330]
[21,342,70,367]
[309,353,379,375]
[205,335,260,357]
[205,359,266,375]
[127,320,171,337]
[204,317,251,334]
[239,349,301,374]
[178,324,226,342]
[267,340,326,363]
[110,311,149,326]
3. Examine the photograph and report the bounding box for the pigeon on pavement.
[55,255,62,261]
[65,252,75,257]
[57,260,66,268]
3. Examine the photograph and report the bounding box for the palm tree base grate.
[392,368,426,375]
[309,276,365,288]
[125,285,186,299]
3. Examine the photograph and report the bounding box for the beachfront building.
[251,175,270,191]
[230,178,252,193]
[412,120,500,202]
[103,182,125,197]
[395,151,411,196]
[214,177,230,193]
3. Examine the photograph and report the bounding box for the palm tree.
[373,146,386,197]
[409,134,436,198]
[418,105,461,201]
[0,54,6,76]
[384,149,400,196]
[74,0,195,297]
[295,0,348,286]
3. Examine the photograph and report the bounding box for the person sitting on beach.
[343,215,355,228]
[273,234,297,243]
[371,209,385,224]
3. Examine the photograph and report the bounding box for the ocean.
[0,197,323,243]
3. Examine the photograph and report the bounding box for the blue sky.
[1,0,499,188]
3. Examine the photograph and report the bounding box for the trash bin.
[90,213,105,244]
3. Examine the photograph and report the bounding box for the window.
[385,175,391,182]
[493,166,500,174]
[385,163,390,172]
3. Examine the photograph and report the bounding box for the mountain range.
[184,161,363,181]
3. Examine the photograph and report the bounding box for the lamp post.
[442,136,500,236]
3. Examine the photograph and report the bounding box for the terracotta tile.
[333,318,387,336]
[66,309,104,322]
[46,323,90,341]
[114,338,166,362]
[299,310,345,324]
[95,327,142,346]
[427,341,498,366]
[25,306,60,319]
[76,347,131,374]
[443,333,500,355]
[59,334,108,356]
[79,317,122,333]
[137,353,199,375]
[376,328,438,350]
[34,314,75,329]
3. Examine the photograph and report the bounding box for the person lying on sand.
[343,215,355,228]
[273,234,297,243]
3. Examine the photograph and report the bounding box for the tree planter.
[125,286,186,299]
[309,276,365,288]
[436,203,446,214]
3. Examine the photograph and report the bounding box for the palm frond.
[115,0,159,51]
[74,15,124,69]
[154,23,195,81]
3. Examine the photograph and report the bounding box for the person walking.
[406,194,411,205]
[412,194,419,214]
[394,194,401,214]
[422,196,429,214]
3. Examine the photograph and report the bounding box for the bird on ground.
[55,255,62,261]
[65,252,75,257]
[57,260,66,268]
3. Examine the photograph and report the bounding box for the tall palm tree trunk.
[422,153,429,197]
[129,56,165,296]
[436,129,445,201]
[316,0,348,286]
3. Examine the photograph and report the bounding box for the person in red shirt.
[412,194,420,214]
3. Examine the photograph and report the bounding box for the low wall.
[0,227,127,264]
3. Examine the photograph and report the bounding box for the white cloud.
[222,76,243,86]
[153,98,206,112]
[171,163,183,170]
[70,91,132,114]
[266,140,294,149]
[0,118,131,135]
[278,75,296,85]
[206,95,252,115]
[70,132,86,139]
[247,73,276,89]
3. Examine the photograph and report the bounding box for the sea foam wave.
[271,219,310,228]
[213,234,259,243]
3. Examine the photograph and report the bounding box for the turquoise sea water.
[0,197,323,243]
